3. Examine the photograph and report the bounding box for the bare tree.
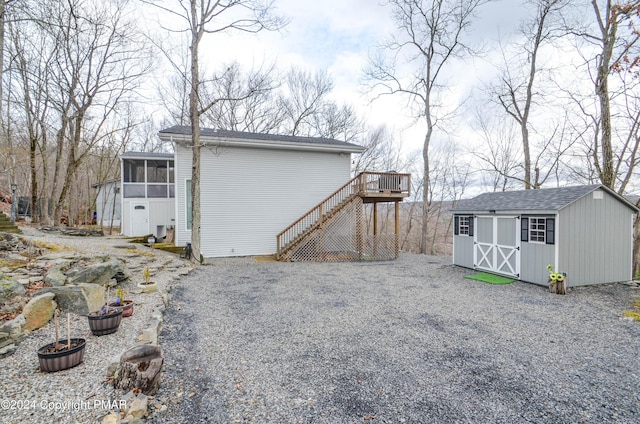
[8,14,54,223]
[146,0,285,262]
[493,0,569,189]
[367,0,492,254]
[200,61,282,133]
[281,68,333,136]
[578,0,640,188]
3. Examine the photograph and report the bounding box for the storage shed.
[451,185,639,287]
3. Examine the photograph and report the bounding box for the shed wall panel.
[559,189,634,286]
[453,235,474,268]
[179,146,351,258]
[519,242,555,285]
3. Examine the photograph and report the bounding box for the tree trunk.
[189,0,202,263]
[113,344,163,395]
[633,202,640,279]
[420,125,432,254]
[593,0,617,188]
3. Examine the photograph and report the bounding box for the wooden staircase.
[276,171,410,261]
[0,212,21,234]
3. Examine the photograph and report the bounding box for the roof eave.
[159,132,366,154]
[452,209,559,215]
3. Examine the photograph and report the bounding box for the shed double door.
[474,216,520,277]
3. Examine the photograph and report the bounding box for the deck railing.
[276,171,411,259]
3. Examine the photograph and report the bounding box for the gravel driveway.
[151,254,640,423]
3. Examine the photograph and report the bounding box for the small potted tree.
[37,310,86,372]
[137,267,157,293]
[108,285,134,317]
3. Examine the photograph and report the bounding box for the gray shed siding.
[453,234,473,268]
[519,240,555,286]
[558,188,634,286]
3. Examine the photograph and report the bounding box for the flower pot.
[108,300,134,317]
[37,338,86,372]
[87,309,123,336]
[138,281,157,293]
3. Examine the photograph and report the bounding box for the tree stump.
[113,344,163,395]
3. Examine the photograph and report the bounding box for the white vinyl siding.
[185,179,192,230]
[174,144,193,246]
[175,144,351,257]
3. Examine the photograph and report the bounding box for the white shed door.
[474,216,520,277]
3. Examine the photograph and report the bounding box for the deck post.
[373,202,378,258]
[395,201,400,258]
[357,201,363,260]
[318,204,323,258]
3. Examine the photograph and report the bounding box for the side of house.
[161,126,365,259]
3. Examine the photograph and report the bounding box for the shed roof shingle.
[451,184,638,213]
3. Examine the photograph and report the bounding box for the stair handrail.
[276,171,411,259]
[276,173,365,258]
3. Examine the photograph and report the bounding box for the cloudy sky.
[193,0,533,153]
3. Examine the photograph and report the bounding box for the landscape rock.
[41,283,105,315]
[0,314,25,336]
[0,278,25,301]
[38,226,104,237]
[101,412,121,424]
[0,232,28,251]
[0,296,27,315]
[66,257,130,286]
[0,343,16,355]
[126,394,148,418]
[21,292,56,331]
[44,264,68,287]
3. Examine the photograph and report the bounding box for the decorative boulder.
[21,292,57,331]
[0,278,26,316]
[0,279,25,301]
[41,283,105,315]
[44,263,71,287]
[0,314,25,337]
[66,257,130,286]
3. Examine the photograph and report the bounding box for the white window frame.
[458,216,470,236]
[529,217,546,243]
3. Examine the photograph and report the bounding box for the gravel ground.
[151,254,640,424]
[0,227,192,424]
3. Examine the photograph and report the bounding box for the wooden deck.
[276,171,411,261]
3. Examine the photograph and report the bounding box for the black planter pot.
[87,309,123,336]
[37,338,86,372]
